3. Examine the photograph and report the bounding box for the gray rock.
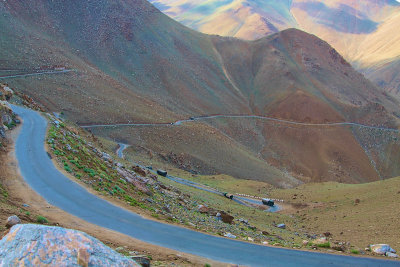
[370,244,396,255]
[5,215,21,229]
[0,224,139,266]
[277,224,286,229]
[386,252,399,258]
[224,233,237,239]
[2,114,12,125]
[0,126,5,138]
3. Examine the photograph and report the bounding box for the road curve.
[116,143,128,159]
[11,105,399,267]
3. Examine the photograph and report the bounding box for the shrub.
[36,216,48,224]
[64,165,72,172]
[204,264,211,267]
[317,242,331,248]
[350,249,360,254]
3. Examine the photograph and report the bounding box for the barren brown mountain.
[1,0,399,187]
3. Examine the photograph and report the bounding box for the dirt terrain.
[270,178,400,251]
[1,0,400,187]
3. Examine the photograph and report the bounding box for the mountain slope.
[0,0,399,186]
[148,0,400,99]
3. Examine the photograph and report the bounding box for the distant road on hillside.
[0,69,73,79]
[81,114,399,132]
[11,104,400,267]
[116,143,129,159]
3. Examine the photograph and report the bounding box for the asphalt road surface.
[11,104,399,267]
[116,143,128,159]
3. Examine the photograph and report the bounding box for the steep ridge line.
[80,114,399,132]
[11,104,400,266]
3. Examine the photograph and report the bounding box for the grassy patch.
[350,249,360,254]
[36,215,48,224]
[0,183,8,200]
[317,242,331,248]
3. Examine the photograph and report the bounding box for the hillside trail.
[81,114,400,133]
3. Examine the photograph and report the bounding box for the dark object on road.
[157,169,167,177]
[146,166,153,170]
[223,193,234,200]
[262,198,275,207]
[189,117,195,120]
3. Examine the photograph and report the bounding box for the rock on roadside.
[0,224,140,267]
[370,244,396,255]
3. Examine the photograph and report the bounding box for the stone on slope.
[5,215,21,229]
[219,211,234,224]
[0,224,139,267]
[197,205,209,214]
[277,224,286,229]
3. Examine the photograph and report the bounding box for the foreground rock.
[0,224,139,266]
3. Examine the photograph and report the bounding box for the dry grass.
[270,178,400,250]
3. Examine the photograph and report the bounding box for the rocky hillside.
[0,84,17,150]
[0,0,399,186]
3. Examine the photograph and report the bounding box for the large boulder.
[220,211,234,224]
[0,224,140,267]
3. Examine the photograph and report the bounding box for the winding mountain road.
[11,104,399,266]
[0,69,73,79]
[81,114,399,132]
[116,143,129,159]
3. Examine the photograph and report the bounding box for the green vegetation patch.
[36,215,48,224]
[317,242,331,248]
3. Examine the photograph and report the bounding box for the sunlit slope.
[150,0,296,39]
[149,0,400,97]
